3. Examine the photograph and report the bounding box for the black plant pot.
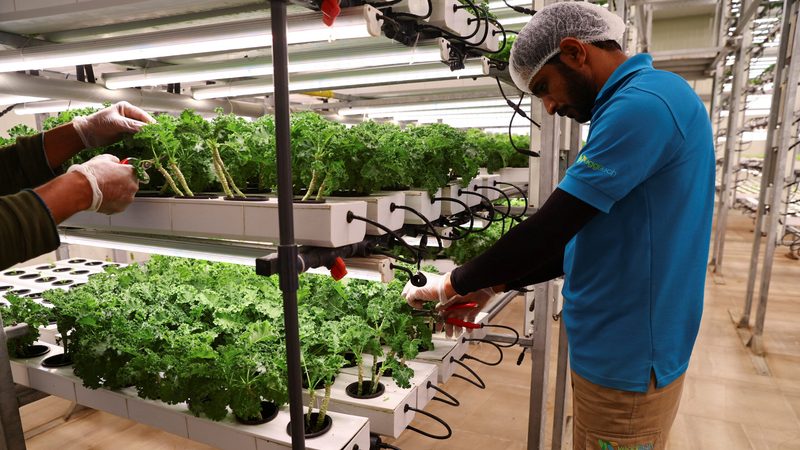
[329,190,370,197]
[342,352,357,368]
[223,195,269,202]
[292,197,326,204]
[135,191,174,198]
[374,361,392,377]
[175,194,219,200]
[345,381,385,399]
[286,412,333,439]
[234,401,279,425]
[42,353,72,368]
[16,344,50,359]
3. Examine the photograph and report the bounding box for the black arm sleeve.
[449,188,599,295]
[504,252,565,291]
[0,134,58,195]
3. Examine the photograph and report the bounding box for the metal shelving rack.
[736,0,800,356]
[0,2,551,450]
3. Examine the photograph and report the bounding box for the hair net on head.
[509,2,625,94]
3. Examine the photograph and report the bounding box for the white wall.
[651,15,716,51]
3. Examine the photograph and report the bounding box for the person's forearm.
[0,190,62,270]
[504,253,565,291]
[43,123,85,169]
[33,172,92,223]
[448,189,599,295]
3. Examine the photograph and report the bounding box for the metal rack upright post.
[267,1,305,448]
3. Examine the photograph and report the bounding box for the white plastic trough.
[402,188,442,225]
[495,167,530,185]
[474,174,502,202]
[439,178,481,215]
[327,191,405,236]
[338,359,440,411]
[63,197,368,248]
[411,338,468,383]
[10,342,369,450]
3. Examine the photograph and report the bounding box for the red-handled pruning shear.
[412,302,481,329]
[120,157,152,184]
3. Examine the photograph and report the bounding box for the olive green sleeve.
[0,134,59,196]
[0,190,60,270]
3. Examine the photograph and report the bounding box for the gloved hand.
[71,101,155,149]
[401,272,452,310]
[438,288,496,338]
[67,154,139,214]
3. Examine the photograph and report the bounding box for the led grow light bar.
[191,59,488,100]
[0,6,382,73]
[104,44,443,89]
[365,105,528,119]
[14,100,104,115]
[0,94,49,106]
[338,98,532,116]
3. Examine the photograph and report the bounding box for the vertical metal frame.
[748,0,800,355]
[738,0,795,334]
[710,0,755,275]
[527,101,561,449]
[268,1,305,447]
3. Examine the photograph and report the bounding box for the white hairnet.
[509,2,626,94]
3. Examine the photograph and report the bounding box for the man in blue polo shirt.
[401,2,714,448]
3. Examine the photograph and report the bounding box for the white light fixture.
[0,94,49,106]
[0,6,382,73]
[438,116,524,128]
[191,59,488,100]
[104,43,443,89]
[14,100,104,115]
[339,98,531,116]
[369,106,521,119]
[498,15,531,26]
[487,0,531,10]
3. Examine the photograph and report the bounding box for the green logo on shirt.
[577,154,617,177]
[598,439,654,450]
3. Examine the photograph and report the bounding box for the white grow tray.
[496,167,530,185]
[303,372,416,438]
[474,174,502,202]
[327,191,405,236]
[429,0,476,36]
[402,188,442,225]
[62,197,368,248]
[388,0,431,19]
[412,338,468,383]
[338,359,440,411]
[10,343,369,450]
[439,179,481,215]
[466,20,501,52]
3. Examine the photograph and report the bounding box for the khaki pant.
[572,370,684,450]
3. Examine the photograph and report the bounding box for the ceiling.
[0,0,727,130]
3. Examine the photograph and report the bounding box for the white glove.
[71,101,155,149]
[67,154,139,214]
[438,287,496,338]
[401,272,453,310]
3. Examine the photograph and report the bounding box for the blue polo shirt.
[558,54,715,392]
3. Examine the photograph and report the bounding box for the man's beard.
[553,63,597,123]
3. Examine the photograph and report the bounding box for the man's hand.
[71,101,155,149]
[437,288,496,338]
[401,272,456,309]
[67,154,139,214]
